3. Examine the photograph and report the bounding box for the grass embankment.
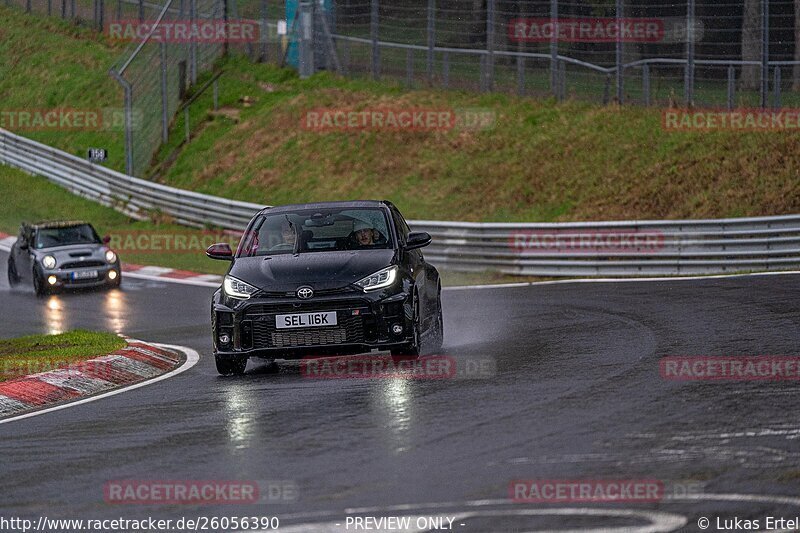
[154,56,800,222]
[0,5,127,170]
[0,330,125,382]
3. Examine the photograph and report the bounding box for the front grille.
[249,314,364,349]
[244,299,367,317]
[60,260,105,270]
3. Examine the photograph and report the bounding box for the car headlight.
[42,255,57,269]
[354,266,398,292]
[105,250,117,263]
[224,275,259,300]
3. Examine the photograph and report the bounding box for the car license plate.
[72,270,98,280]
[276,312,337,329]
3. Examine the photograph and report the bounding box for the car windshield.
[237,208,393,257]
[34,224,100,249]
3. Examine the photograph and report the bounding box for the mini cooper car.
[7,221,121,296]
[207,200,443,376]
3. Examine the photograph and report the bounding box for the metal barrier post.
[517,56,525,96]
[260,0,268,62]
[550,0,557,96]
[727,65,735,110]
[684,0,695,106]
[643,64,650,106]
[615,0,623,104]
[426,0,434,84]
[773,67,781,109]
[485,0,495,92]
[160,41,169,143]
[371,0,379,80]
[109,70,134,176]
[760,0,768,108]
[190,0,197,84]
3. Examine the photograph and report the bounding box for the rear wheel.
[215,354,248,376]
[7,258,19,287]
[429,291,444,354]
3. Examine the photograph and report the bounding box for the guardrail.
[3,128,800,277]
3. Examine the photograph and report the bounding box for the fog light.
[108,270,118,280]
[47,275,57,285]
[391,324,404,335]
[219,334,231,345]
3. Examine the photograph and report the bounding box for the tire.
[33,270,49,297]
[7,258,19,287]
[429,295,444,355]
[215,354,248,376]
[391,294,421,357]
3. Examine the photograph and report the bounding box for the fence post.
[190,0,197,84]
[642,64,650,106]
[98,0,104,31]
[260,0,268,62]
[684,0,695,106]
[160,41,169,144]
[184,108,190,144]
[25,0,30,13]
[550,0,557,96]
[406,48,414,88]
[727,65,735,110]
[517,55,525,96]
[485,0,495,92]
[615,0,623,104]
[110,70,134,177]
[443,51,449,88]
[61,0,66,19]
[760,0,768,108]
[603,73,611,105]
[427,0,435,85]
[559,60,566,100]
[773,66,781,109]
[47,0,51,16]
[342,39,349,75]
[138,0,143,22]
[371,0,379,80]
[222,0,229,57]
[298,0,314,78]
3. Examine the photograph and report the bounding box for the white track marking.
[0,344,199,425]
[444,270,800,291]
[123,271,220,288]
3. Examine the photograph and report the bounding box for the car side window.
[393,209,412,246]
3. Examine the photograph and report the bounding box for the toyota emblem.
[297,287,314,299]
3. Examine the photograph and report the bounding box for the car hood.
[33,244,106,263]
[231,249,396,291]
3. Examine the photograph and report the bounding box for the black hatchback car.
[7,221,121,296]
[206,200,443,376]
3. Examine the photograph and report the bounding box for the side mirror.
[102,235,111,244]
[405,231,432,251]
[206,243,234,261]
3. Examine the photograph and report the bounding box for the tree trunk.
[740,0,762,91]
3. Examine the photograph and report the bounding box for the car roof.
[258,200,392,215]
[26,220,92,230]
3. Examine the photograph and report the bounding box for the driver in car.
[354,220,378,246]
[269,220,298,251]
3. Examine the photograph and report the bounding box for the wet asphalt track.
[1,247,800,532]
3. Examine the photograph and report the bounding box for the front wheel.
[215,354,248,376]
[7,258,19,287]
[391,295,421,357]
[33,270,49,297]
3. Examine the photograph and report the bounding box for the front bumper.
[42,264,120,289]
[213,289,414,359]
